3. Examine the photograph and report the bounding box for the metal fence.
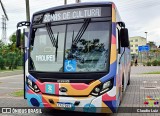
[131,51,160,66]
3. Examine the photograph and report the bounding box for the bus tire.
[127,72,130,85]
[120,75,124,105]
[122,75,124,93]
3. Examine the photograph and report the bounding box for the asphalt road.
[0,75,24,98]
[0,66,160,116]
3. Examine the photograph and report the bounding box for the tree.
[147,41,157,50]
[8,33,23,69]
[0,40,5,69]
[0,40,4,49]
[0,33,23,70]
[10,33,16,44]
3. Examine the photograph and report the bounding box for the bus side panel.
[112,3,121,108]
[114,4,131,107]
[124,48,130,91]
[114,4,124,107]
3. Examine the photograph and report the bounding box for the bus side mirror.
[120,28,129,47]
[31,29,35,45]
[16,29,21,48]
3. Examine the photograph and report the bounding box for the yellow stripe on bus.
[60,80,101,96]
[110,44,116,64]
[112,7,116,22]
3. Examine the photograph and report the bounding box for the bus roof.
[33,2,115,16]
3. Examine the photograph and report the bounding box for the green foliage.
[144,71,160,74]
[0,55,5,70]
[0,33,23,71]
[146,60,160,66]
[158,61,160,66]
[143,62,146,66]
[146,62,151,66]
[150,60,160,66]
[10,33,16,44]
[0,40,4,49]
[11,90,24,97]
[152,60,158,66]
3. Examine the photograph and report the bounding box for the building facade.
[129,36,147,55]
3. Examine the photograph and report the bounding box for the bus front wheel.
[120,75,124,105]
[127,71,130,85]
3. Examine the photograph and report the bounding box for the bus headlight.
[91,78,114,96]
[27,78,40,93]
[95,87,101,93]
[100,80,112,94]
[91,86,101,96]
[28,79,32,86]
[102,81,111,89]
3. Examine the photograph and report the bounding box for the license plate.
[57,102,72,108]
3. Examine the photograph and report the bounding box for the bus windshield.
[30,21,110,72]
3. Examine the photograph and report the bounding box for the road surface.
[0,66,160,116]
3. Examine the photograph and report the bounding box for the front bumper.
[26,87,117,113]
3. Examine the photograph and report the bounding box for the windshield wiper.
[46,23,57,47]
[68,18,91,62]
[72,18,91,45]
[46,23,59,62]
[55,32,59,62]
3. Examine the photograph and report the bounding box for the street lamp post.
[145,32,148,41]
[76,0,81,3]
[64,0,67,5]
[64,0,80,4]
[25,0,30,22]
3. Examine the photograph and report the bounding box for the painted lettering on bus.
[36,55,55,62]
[44,13,61,22]
[43,7,101,22]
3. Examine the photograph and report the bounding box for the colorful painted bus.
[16,2,131,113]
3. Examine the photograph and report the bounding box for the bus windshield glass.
[29,21,110,72]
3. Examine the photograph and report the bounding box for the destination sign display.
[43,7,101,22]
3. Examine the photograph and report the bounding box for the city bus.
[16,2,131,113]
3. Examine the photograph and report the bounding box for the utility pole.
[1,15,6,44]
[0,0,8,20]
[64,0,67,5]
[25,0,30,21]
[0,0,8,44]
[76,0,81,3]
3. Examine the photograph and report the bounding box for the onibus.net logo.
[144,96,159,107]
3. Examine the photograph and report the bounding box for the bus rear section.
[17,2,130,113]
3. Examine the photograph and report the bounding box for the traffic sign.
[138,45,150,52]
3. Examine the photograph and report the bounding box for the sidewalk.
[0,70,23,77]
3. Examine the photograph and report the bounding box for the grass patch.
[143,72,160,74]
[11,90,24,97]
[0,82,2,84]
[16,66,23,70]
[0,69,11,72]
[0,66,22,72]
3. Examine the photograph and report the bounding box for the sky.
[1,0,160,45]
